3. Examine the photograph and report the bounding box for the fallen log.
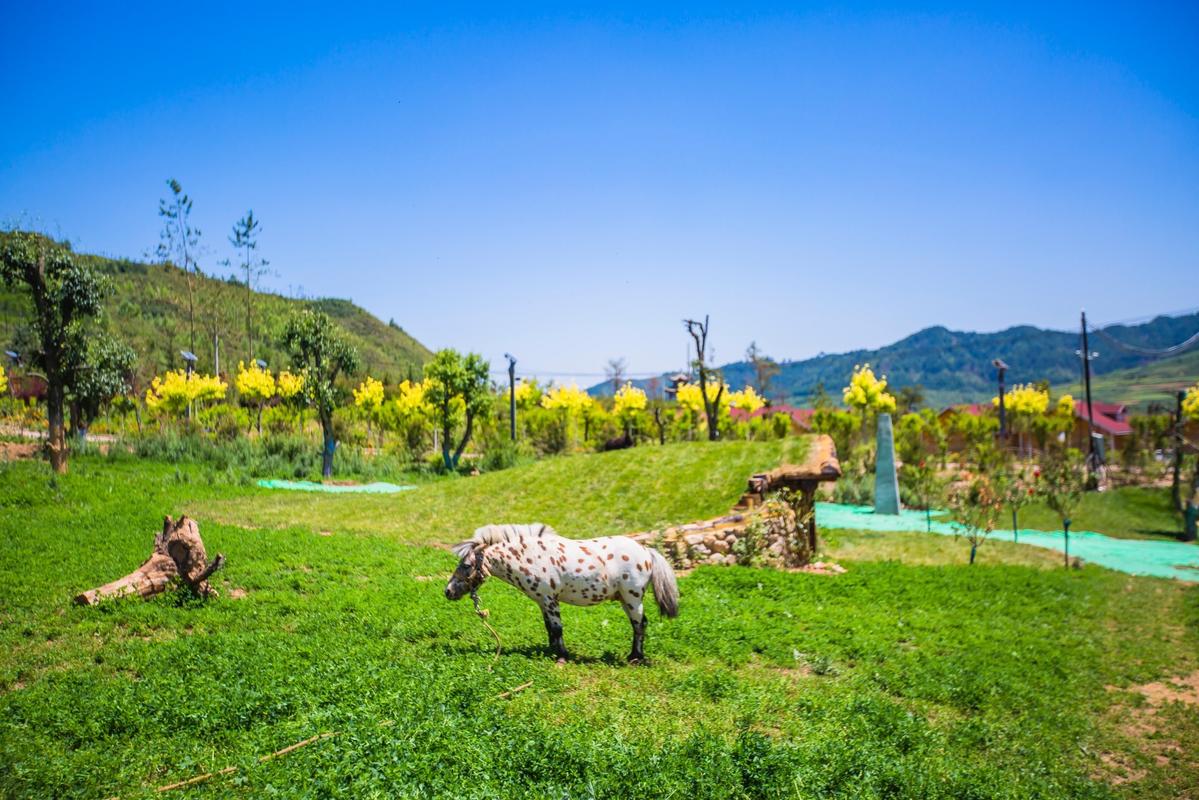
[75,515,224,606]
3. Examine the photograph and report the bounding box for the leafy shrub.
[833,472,874,505]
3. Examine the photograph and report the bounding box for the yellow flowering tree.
[676,381,730,439]
[235,360,276,434]
[994,384,1070,457]
[726,386,766,440]
[353,376,386,443]
[997,384,1049,417]
[728,386,765,414]
[613,382,647,436]
[273,369,306,432]
[541,382,594,449]
[1183,383,1199,421]
[843,364,897,417]
[145,370,227,419]
[276,370,304,402]
[513,379,542,410]
[390,379,434,453]
[0,364,6,396]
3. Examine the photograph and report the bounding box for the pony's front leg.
[540,599,569,662]
[623,597,647,664]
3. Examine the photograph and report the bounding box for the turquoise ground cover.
[256,479,415,494]
[817,502,1199,581]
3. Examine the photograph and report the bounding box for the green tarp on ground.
[256,479,415,494]
[816,502,1199,581]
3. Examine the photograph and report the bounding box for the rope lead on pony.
[470,588,490,619]
[471,588,502,661]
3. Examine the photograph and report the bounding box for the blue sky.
[2,2,1197,383]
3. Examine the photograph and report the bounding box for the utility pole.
[1172,389,1185,512]
[504,353,517,442]
[1080,311,1096,462]
[213,333,220,378]
[992,359,1009,440]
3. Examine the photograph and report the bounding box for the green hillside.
[1053,347,1199,411]
[0,242,432,387]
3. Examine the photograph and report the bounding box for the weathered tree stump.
[74,515,224,605]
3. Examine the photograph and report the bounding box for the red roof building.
[1071,403,1132,452]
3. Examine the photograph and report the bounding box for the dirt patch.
[228,588,248,600]
[1099,751,1146,785]
[1134,671,1199,708]
[790,561,846,576]
[1096,670,1199,787]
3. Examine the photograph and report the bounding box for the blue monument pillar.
[874,412,901,515]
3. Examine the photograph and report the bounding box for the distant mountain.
[0,239,432,387]
[591,313,1199,409]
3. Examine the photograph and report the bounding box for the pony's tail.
[647,548,679,618]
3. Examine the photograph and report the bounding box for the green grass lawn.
[1,442,1196,799]
[1015,486,1187,541]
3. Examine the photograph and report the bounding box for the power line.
[1091,326,1199,357]
[1088,305,1199,330]
[485,369,664,378]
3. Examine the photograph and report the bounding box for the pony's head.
[445,540,488,601]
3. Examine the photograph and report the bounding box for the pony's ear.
[451,541,477,560]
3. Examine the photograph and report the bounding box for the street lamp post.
[992,359,1009,440]
[181,351,197,420]
[504,353,517,442]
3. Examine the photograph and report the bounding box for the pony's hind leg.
[540,599,569,662]
[622,596,647,664]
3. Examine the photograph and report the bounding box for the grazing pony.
[445,523,679,662]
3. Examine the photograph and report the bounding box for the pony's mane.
[451,522,558,560]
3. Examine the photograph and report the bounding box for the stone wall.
[629,500,812,570]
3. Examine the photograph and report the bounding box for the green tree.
[809,381,832,410]
[810,408,861,462]
[282,309,360,477]
[896,384,925,414]
[156,179,202,354]
[745,341,780,399]
[1038,449,1086,567]
[229,211,268,360]
[946,472,1002,564]
[0,232,107,473]
[424,349,490,470]
[68,333,136,438]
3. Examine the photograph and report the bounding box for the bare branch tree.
[230,211,269,361]
[604,357,627,394]
[745,341,780,400]
[683,315,724,441]
[157,179,201,354]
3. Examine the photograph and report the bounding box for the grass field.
[1016,486,1188,541]
[1,442,1197,798]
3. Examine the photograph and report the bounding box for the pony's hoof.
[627,655,646,666]
[555,657,568,665]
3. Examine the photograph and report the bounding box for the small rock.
[710,539,730,554]
[683,533,705,546]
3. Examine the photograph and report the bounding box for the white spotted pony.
[445,523,679,663]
